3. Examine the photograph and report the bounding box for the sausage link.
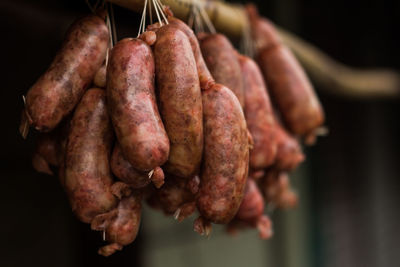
[236,179,264,223]
[246,5,325,139]
[64,88,116,223]
[197,84,249,224]
[259,169,298,209]
[238,54,277,170]
[32,119,70,175]
[110,144,151,189]
[274,120,305,171]
[111,144,165,188]
[107,38,169,172]
[154,25,203,178]
[93,63,107,88]
[32,133,60,175]
[199,34,245,108]
[155,174,196,221]
[168,17,215,90]
[228,179,273,239]
[24,14,109,132]
[257,46,325,137]
[91,187,142,257]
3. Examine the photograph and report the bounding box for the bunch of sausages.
[21,4,324,256]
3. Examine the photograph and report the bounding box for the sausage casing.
[229,179,273,239]
[154,25,203,178]
[239,54,277,170]
[92,190,142,257]
[24,14,108,132]
[64,88,116,223]
[259,169,298,209]
[107,38,169,171]
[257,46,325,136]
[236,179,264,224]
[197,84,249,224]
[110,144,151,189]
[246,5,325,138]
[168,17,214,90]
[199,34,245,108]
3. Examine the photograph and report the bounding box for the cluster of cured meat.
[21,4,324,256]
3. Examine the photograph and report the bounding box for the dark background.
[1,0,399,266]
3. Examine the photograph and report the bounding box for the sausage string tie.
[19,96,30,139]
[105,2,116,72]
[106,3,117,47]
[188,0,215,34]
[239,7,254,58]
[84,0,102,13]
[138,0,168,37]
[137,0,148,37]
[148,169,154,179]
[154,0,169,24]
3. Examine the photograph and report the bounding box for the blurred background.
[1,0,399,266]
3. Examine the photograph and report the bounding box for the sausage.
[153,25,203,178]
[238,54,277,170]
[259,169,298,209]
[167,17,215,90]
[199,33,245,108]
[227,179,273,239]
[64,88,116,223]
[23,14,109,132]
[257,47,325,139]
[32,119,70,175]
[91,184,142,257]
[153,175,197,222]
[32,132,61,175]
[249,169,266,181]
[236,179,264,223]
[274,120,305,171]
[246,5,325,140]
[196,84,249,224]
[93,63,107,88]
[111,144,165,188]
[107,38,169,172]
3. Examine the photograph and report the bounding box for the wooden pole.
[107,0,400,98]
[107,0,247,39]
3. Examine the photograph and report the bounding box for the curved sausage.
[228,179,273,239]
[91,186,142,257]
[23,14,109,132]
[107,38,169,172]
[93,63,107,88]
[168,17,215,90]
[64,88,116,223]
[154,175,197,222]
[274,120,305,171]
[154,25,203,178]
[257,46,325,138]
[32,119,70,175]
[196,84,249,224]
[32,133,61,175]
[199,33,245,108]
[238,54,277,170]
[111,144,165,188]
[236,179,264,223]
[246,5,325,140]
[259,169,298,209]
[246,4,281,52]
